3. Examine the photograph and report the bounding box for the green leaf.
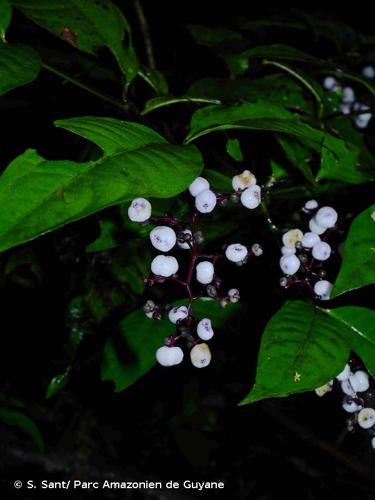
[101,298,239,392]
[138,66,169,96]
[0,43,41,96]
[142,95,221,115]
[240,301,351,404]
[0,408,44,450]
[86,218,118,253]
[270,159,288,180]
[187,25,246,49]
[11,0,138,82]
[46,369,70,399]
[204,169,232,192]
[332,205,375,297]
[226,138,243,161]
[277,135,314,183]
[0,0,11,40]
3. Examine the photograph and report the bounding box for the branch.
[133,0,156,69]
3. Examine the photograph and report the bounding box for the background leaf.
[0,408,44,449]
[0,43,41,96]
[0,0,11,40]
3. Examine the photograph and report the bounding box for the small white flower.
[197,318,214,341]
[232,170,257,192]
[281,246,296,256]
[282,229,303,248]
[301,232,321,248]
[336,364,351,382]
[279,255,300,275]
[151,255,179,277]
[342,398,363,413]
[168,306,189,324]
[228,288,240,303]
[156,346,184,366]
[225,243,248,263]
[189,176,210,197]
[190,343,211,368]
[323,76,338,90]
[362,65,375,79]
[349,370,370,393]
[312,241,331,261]
[149,226,176,252]
[240,185,261,209]
[315,207,338,229]
[177,229,193,249]
[304,199,318,211]
[195,189,217,213]
[309,216,327,235]
[196,261,214,284]
[314,280,333,300]
[358,408,375,429]
[128,198,152,222]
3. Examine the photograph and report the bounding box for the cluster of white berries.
[323,71,373,129]
[315,361,375,450]
[279,200,337,300]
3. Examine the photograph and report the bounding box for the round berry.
[197,318,214,341]
[304,199,318,211]
[372,436,375,450]
[232,170,256,192]
[349,370,370,393]
[323,76,338,90]
[168,306,189,324]
[189,176,210,197]
[128,198,152,222]
[177,229,193,249]
[340,103,351,115]
[279,255,300,275]
[336,364,351,382]
[190,343,211,368]
[151,255,179,277]
[240,185,261,209]
[314,280,333,300]
[150,226,177,252]
[341,380,356,397]
[358,408,375,429]
[312,241,331,261]
[315,206,338,229]
[228,288,240,303]
[309,216,327,235]
[342,398,363,413]
[301,232,320,248]
[342,86,355,104]
[362,65,375,79]
[225,243,248,263]
[251,243,263,256]
[196,261,214,284]
[156,346,184,367]
[195,189,217,213]
[282,229,303,248]
[281,245,296,256]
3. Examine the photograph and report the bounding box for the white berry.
[315,206,338,228]
[282,229,303,248]
[336,364,351,382]
[151,255,179,277]
[190,343,211,368]
[128,198,152,222]
[312,241,331,261]
[197,318,214,341]
[225,243,248,263]
[195,189,217,213]
[301,232,320,248]
[189,176,210,197]
[309,216,327,235]
[339,103,352,115]
[156,346,184,367]
[240,185,261,209]
[358,408,375,429]
[362,65,375,79]
[323,76,338,90]
[342,86,355,104]
[232,170,256,192]
[372,436,375,450]
[196,261,214,284]
[228,288,240,303]
[304,199,318,211]
[168,306,188,324]
[341,380,356,397]
[349,370,370,393]
[281,245,296,256]
[150,226,176,252]
[342,399,363,413]
[280,255,300,275]
[314,280,333,300]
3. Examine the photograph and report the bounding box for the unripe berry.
[309,217,327,235]
[303,199,318,211]
[301,232,320,248]
[240,185,261,209]
[312,241,331,261]
[281,245,296,256]
[342,86,355,104]
[228,288,240,303]
[358,408,375,429]
[349,370,370,393]
[323,76,338,90]
[232,170,256,192]
[156,346,184,366]
[197,318,214,340]
[151,255,179,277]
[225,243,248,263]
[150,226,176,252]
[128,198,152,222]
[177,229,192,249]
[282,229,303,248]
[362,65,375,79]
[342,398,363,413]
[315,206,338,229]
[314,280,333,300]
[195,189,217,213]
[196,261,214,284]
[190,343,211,368]
[336,364,351,382]
[189,176,210,197]
[280,254,300,275]
[168,305,189,324]
[251,243,263,256]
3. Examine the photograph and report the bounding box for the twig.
[133,0,156,69]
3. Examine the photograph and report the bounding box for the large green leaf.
[11,0,138,82]
[0,43,41,96]
[332,205,375,297]
[240,301,351,404]
[0,0,11,40]
[0,408,43,450]
[0,120,203,252]
[102,299,239,392]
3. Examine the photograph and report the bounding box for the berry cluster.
[323,67,374,129]
[279,200,337,300]
[128,171,263,368]
[316,362,375,450]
